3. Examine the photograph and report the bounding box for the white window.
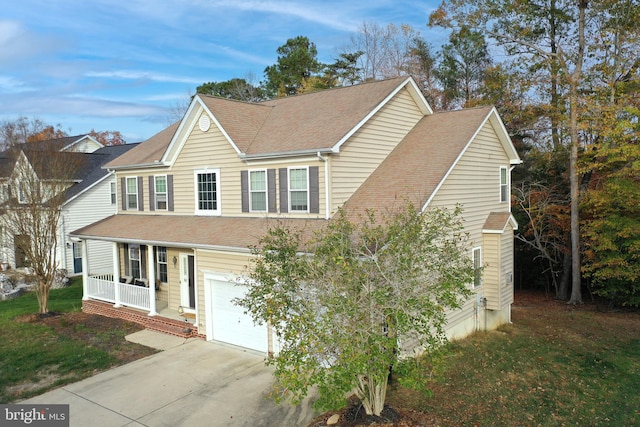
[129,244,141,278]
[289,167,308,212]
[473,247,482,289]
[126,177,138,210]
[18,184,26,204]
[110,181,116,205]
[500,166,509,203]
[249,170,267,212]
[195,169,221,215]
[155,175,167,210]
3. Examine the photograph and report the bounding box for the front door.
[179,253,195,310]
[72,242,83,274]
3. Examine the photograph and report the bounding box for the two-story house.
[0,135,137,275]
[72,77,521,353]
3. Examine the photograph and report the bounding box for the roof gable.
[111,77,433,170]
[344,106,518,215]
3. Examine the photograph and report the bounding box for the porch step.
[83,299,205,340]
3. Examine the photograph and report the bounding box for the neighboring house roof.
[106,77,430,168]
[71,215,325,251]
[63,143,140,202]
[105,123,179,169]
[17,134,102,152]
[344,106,518,215]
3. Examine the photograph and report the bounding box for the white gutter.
[317,152,330,219]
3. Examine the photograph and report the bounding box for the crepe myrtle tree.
[238,202,474,416]
[2,145,85,313]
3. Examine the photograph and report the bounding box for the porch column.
[81,239,89,301]
[147,244,157,316]
[113,242,121,308]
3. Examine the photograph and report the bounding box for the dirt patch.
[8,311,158,401]
[36,312,158,362]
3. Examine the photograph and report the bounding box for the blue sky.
[1,1,444,143]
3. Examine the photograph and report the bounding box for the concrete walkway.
[23,331,317,427]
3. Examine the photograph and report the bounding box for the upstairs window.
[110,181,116,205]
[289,167,308,212]
[500,166,509,203]
[126,177,138,210]
[195,169,221,215]
[249,170,267,211]
[154,176,167,210]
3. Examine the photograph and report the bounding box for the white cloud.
[196,0,361,32]
[0,20,63,65]
[85,70,203,85]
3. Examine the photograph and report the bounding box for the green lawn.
[387,294,640,426]
[0,278,155,403]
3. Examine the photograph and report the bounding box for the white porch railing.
[86,274,151,311]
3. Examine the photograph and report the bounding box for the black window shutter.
[268,169,277,213]
[309,166,319,214]
[149,176,155,211]
[140,245,147,279]
[124,244,130,276]
[240,170,249,212]
[121,178,126,211]
[167,175,174,211]
[137,176,144,211]
[279,168,288,213]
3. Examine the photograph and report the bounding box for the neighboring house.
[0,135,138,275]
[71,77,521,352]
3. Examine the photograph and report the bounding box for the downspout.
[317,152,330,219]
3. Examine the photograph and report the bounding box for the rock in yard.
[326,413,340,425]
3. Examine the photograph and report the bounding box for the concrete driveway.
[23,331,317,427]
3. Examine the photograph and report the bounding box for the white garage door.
[206,278,267,353]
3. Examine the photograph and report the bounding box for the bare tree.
[0,117,67,150]
[2,144,85,313]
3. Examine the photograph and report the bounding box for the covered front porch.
[79,239,200,337]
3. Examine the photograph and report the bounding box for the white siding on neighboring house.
[60,176,117,274]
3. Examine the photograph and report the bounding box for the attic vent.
[199,115,211,132]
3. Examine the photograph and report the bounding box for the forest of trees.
[199,3,640,307]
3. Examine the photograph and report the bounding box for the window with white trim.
[156,246,168,283]
[249,170,267,212]
[155,175,168,210]
[126,177,138,210]
[289,167,308,212]
[110,181,116,205]
[473,247,482,289]
[129,244,141,279]
[17,184,26,204]
[500,166,509,203]
[195,169,221,215]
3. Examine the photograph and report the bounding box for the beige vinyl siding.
[331,87,424,212]
[171,115,241,215]
[195,249,253,336]
[161,247,182,306]
[429,120,513,337]
[428,120,511,246]
[482,233,501,310]
[500,228,515,306]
